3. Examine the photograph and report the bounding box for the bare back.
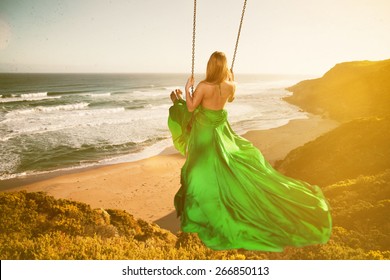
[197,81,236,111]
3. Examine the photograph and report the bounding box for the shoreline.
[1,113,339,232]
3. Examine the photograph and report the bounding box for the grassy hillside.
[285,59,390,121]
[275,116,390,186]
[0,191,255,260]
[270,62,390,259]
[1,190,389,260]
[0,191,177,259]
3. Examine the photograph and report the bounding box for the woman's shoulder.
[197,80,236,94]
[198,80,214,86]
[224,80,236,86]
[197,81,215,91]
[199,80,235,87]
[222,80,236,90]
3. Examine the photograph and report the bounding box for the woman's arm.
[228,84,236,102]
[227,69,236,102]
[185,76,204,112]
[228,69,235,82]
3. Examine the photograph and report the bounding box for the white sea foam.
[0,138,174,181]
[0,163,93,181]
[0,149,21,178]
[0,92,61,103]
[6,102,90,116]
[2,105,141,137]
[99,138,173,165]
[20,92,48,98]
[38,102,90,112]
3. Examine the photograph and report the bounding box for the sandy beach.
[2,113,339,233]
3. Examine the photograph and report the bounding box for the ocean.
[0,73,308,182]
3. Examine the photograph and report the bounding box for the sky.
[0,0,390,75]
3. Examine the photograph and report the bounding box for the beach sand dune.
[5,114,339,233]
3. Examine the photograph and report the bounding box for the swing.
[190,0,248,92]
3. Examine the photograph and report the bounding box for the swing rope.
[191,0,197,93]
[190,0,248,91]
[231,0,247,73]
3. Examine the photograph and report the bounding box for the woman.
[168,51,332,251]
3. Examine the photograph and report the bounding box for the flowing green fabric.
[168,99,332,251]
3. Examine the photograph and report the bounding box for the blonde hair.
[204,51,230,84]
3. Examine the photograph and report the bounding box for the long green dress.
[168,98,332,251]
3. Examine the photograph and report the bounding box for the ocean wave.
[0,136,170,181]
[0,148,21,179]
[0,93,17,98]
[131,90,170,99]
[1,106,129,136]
[0,92,61,103]
[81,92,112,97]
[20,92,48,98]
[6,102,90,116]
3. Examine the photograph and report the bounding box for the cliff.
[285,59,390,121]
